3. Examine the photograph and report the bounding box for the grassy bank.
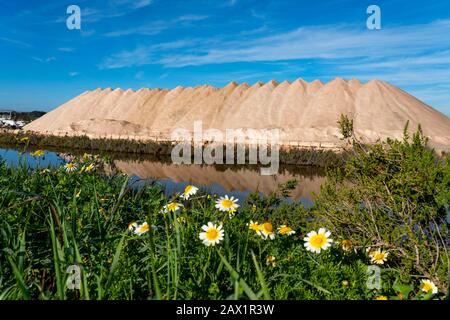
[0,131,348,167]
[0,129,448,300]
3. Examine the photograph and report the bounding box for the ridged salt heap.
[24,78,450,149]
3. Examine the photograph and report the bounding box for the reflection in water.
[0,147,325,204]
[115,160,325,203]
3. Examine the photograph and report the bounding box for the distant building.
[0,110,13,120]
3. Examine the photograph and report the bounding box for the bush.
[313,126,449,294]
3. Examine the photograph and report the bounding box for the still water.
[0,147,325,205]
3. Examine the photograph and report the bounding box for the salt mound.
[24,78,450,149]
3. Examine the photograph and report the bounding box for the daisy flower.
[247,220,260,232]
[199,222,224,246]
[163,202,183,213]
[370,250,388,265]
[278,225,296,236]
[258,222,276,240]
[134,222,150,236]
[215,195,239,212]
[181,185,198,200]
[64,162,77,173]
[303,228,333,253]
[420,279,438,295]
[266,256,276,267]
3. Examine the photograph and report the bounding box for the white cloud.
[69,72,79,77]
[132,0,153,9]
[0,36,32,48]
[157,20,450,67]
[110,0,153,9]
[99,39,200,69]
[32,56,56,63]
[104,15,209,37]
[99,46,152,69]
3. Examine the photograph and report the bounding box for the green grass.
[0,140,447,300]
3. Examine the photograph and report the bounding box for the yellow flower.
[215,195,239,212]
[19,137,29,142]
[163,202,183,213]
[374,296,388,300]
[303,228,333,253]
[341,240,353,252]
[199,222,224,246]
[370,250,388,265]
[258,222,275,240]
[64,162,77,173]
[278,225,296,236]
[420,279,438,295]
[266,256,276,267]
[181,185,199,200]
[247,220,260,232]
[134,222,150,236]
[75,190,81,198]
[31,150,45,157]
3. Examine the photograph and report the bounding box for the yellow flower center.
[167,203,179,211]
[422,282,433,292]
[249,223,259,232]
[221,199,234,208]
[184,185,193,193]
[373,252,385,261]
[206,228,219,241]
[261,223,273,233]
[279,226,291,234]
[310,234,327,248]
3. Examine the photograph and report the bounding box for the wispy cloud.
[0,36,32,48]
[32,56,56,63]
[58,47,74,52]
[110,0,153,9]
[99,39,200,69]
[99,46,152,69]
[157,20,450,67]
[104,14,209,37]
[69,71,79,77]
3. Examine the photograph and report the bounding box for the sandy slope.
[24,78,450,149]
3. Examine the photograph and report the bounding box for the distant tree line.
[10,111,46,122]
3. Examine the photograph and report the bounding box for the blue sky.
[1,0,450,116]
